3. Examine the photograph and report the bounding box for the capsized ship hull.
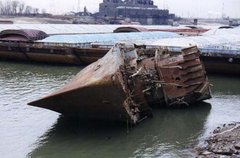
[29,44,211,124]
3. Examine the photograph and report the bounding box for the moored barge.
[0,28,240,75]
[0,29,180,65]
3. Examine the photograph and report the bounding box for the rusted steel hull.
[0,43,81,65]
[0,42,110,65]
[201,55,240,75]
[1,42,239,75]
[29,45,211,124]
[74,48,107,64]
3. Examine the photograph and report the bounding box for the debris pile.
[196,122,240,157]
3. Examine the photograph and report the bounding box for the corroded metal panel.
[156,46,211,106]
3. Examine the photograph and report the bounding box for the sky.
[20,0,240,18]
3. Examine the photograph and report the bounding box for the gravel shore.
[196,122,240,157]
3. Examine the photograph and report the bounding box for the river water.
[0,61,240,158]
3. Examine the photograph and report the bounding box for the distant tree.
[12,0,19,15]
[0,1,3,14]
[24,5,33,15]
[0,0,46,16]
[0,0,14,15]
[18,1,25,15]
[2,0,9,15]
[33,8,39,15]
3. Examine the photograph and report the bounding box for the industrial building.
[98,0,175,25]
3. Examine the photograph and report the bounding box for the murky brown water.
[0,61,240,158]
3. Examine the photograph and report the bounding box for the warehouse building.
[98,0,175,25]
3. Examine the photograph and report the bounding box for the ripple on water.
[1,62,240,158]
[0,62,80,158]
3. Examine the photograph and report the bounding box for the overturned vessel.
[29,44,211,124]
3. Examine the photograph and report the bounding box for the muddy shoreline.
[196,122,240,157]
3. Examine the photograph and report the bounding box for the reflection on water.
[209,75,240,95]
[202,75,240,139]
[0,61,80,158]
[0,61,240,158]
[29,103,211,158]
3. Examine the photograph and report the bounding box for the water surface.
[0,61,239,158]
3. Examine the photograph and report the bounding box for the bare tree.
[0,0,14,15]
[18,1,25,15]
[0,1,3,14]
[24,5,33,15]
[0,0,47,16]
[33,8,39,15]
[12,0,19,15]
[2,0,10,15]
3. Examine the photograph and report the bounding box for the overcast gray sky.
[21,0,240,18]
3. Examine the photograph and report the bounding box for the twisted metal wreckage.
[29,44,211,124]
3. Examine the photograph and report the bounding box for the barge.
[29,44,211,123]
[0,29,180,65]
[0,28,240,75]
